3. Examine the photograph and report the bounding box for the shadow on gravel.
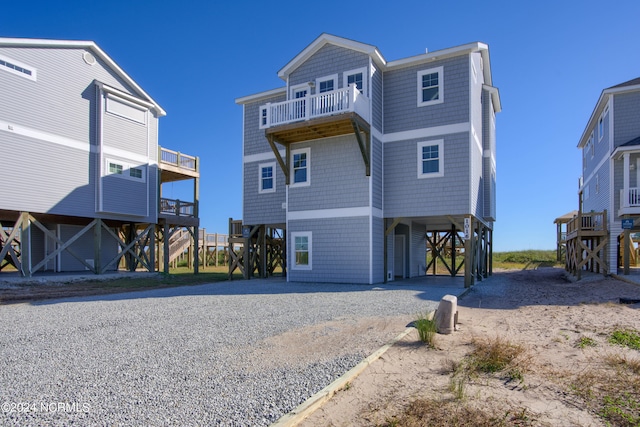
[18,275,468,306]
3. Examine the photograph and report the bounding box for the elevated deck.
[565,211,608,278]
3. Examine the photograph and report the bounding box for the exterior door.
[394,235,405,278]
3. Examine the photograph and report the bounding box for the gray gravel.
[0,276,465,426]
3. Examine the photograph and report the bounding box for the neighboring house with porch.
[0,37,199,276]
[236,34,500,285]
[572,78,640,276]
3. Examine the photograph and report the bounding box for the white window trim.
[258,106,268,129]
[105,158,147,183]
[315,74,338,93]
[417,66,444,107]
[291,231,312,270]
[258,161,276,194]
[0,53,37,81]
[290,147,310,187]
[598,106,609,141]
[343,67,367,97]
[290,83,310,100]
[417,139,444,178]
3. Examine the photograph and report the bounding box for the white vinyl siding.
[0,53,37,81]
[106,95,147,124]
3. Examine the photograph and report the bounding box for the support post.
[163,222,170,274]
[20,212,31,277]
[464,216,474,288]
[94,219,102,274]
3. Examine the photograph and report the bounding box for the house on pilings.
[235,34,500,286]
[571,77,640,278]
[0,38,200,277]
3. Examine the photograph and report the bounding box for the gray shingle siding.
[287,217,370,283]
[289,44,369,90]
[384,132,471,217]
[371,63,383,132]
[372,216,384,282]
[372,137,383,210]
[383,56,470,134]
[288,135,369,212]
[243,161,286,225]
[242,93,286,156]
[614,92,640,146]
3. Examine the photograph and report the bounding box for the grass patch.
[567,338,640,426]
[493,250,560,270]
[609,329,640,350]
[576,336,598,349]
[379,398,534,427]
[414,312,437,347]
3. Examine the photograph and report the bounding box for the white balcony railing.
[620,188,640,211]
[259,84,369,129]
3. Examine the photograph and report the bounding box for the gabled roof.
[278,33,386,80]
[578,76,640,147]
[0,37,165,116]
[239,34,500,107]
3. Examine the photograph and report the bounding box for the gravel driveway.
[0,276,466,426]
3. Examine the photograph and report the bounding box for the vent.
[83,51,96,65]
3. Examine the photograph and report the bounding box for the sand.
[297,268,640,426]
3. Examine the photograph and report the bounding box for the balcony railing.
[621,188,640,209]
[160,147,197,171]
[259,84,369,129]
[567,211,607,238]
[160,197,196,217]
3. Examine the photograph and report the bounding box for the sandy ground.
[298,268,640,426]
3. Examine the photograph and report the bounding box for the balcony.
[159,147,199,183]
[620,188,640,216]
[260,84,370,143]
[566,211,607,240]
[260,84,371,182]
[158,147,199,226]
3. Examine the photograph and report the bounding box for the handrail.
[159,197,196,217]
[567,211,607,236]
[260,84,369,129]
[159,147,197,171]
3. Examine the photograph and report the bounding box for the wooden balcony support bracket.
[266,134,290,185]
[351,116,371,177]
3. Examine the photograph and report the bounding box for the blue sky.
[2,0,639,252]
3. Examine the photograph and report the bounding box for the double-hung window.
[344,67,367,96]
[417,140,444,178]
[417,66,444,107]
[291,148,310,187]
[291,232,312,270]
[259,162,276,194]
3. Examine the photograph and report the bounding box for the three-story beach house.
[0,38,199,276]
[574,78,640,275]
[236,34,500,285]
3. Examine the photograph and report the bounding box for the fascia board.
[277,33,386,80]
[482,84,502,113]
[235,87,287,105]
[0,37,166,117]
[386,42,487,70]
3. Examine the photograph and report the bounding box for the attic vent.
[83,51,96,65]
